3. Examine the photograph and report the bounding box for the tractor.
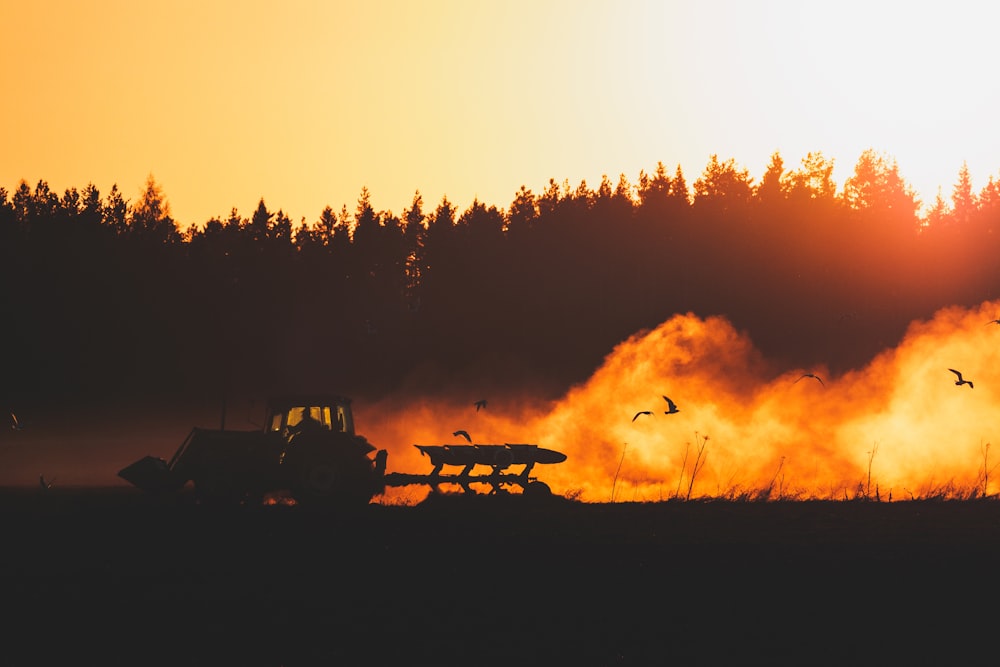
[119,393,567,505]
[119,394,386,505]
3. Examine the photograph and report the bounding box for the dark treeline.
[3,149,1000,410]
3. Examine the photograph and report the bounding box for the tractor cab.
[265,395,355,440]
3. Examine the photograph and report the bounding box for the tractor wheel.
[194,470,244,506]
[299,462,340,497]
[523,481,553,500]
[293,456,374,508]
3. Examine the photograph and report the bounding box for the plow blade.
[506,444,566,465]
[414,443,566,468]
[118,456,187,493]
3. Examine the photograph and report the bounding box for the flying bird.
[663,396,680,414]
[949,368,974,388]
[988,318,1000,326]
[39,475,53,490]
[474,399,487,411]
[795,373,825,386]
[453,430,472,443]
[10,412,24,431]
[632,411,654,422]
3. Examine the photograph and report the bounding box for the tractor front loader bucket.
[118,455,187,493]
[118,428,197,493]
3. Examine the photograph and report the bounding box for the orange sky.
[3,1,999,225]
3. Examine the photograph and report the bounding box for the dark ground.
[3,488,1000,666]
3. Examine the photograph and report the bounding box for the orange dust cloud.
[363,302,1000,503]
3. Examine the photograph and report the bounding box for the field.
[3,487,1000,666]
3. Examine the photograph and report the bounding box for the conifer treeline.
[3,150,999,407]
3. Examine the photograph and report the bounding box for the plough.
[384,443,567,496]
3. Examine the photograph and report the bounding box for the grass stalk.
[686,432,710,500]
[980,441,997,497]
[675,440,690,499]
[865,441,879,500]
[762,456,786,501]
[611,442,627,502]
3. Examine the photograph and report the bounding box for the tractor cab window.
[265,400,353,435]
[331,405,351,433]
[269,412,284,432]
[287,406,330,432]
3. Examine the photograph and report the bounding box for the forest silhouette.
[3,149,998,412]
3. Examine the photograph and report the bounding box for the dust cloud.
[364,301,1000,503]
[5,302,1000,501]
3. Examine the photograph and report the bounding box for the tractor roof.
[265,394,352,412]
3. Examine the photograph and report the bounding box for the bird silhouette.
[949,368,974,388]
[453,430,472,443]
[663,396,680,414]
[632,411,654,422]
[988,318,1000,326]
[10,412,25,431]
[39,475,54,490]
[474,399,487,411]
[795,373,825,386]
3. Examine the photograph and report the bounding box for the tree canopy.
[3,150,998,410]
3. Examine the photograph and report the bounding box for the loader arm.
[168,428,199,470]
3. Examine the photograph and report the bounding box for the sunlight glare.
[363,300,1000,502]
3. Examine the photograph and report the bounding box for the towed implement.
[385,443,565,497]
[118,394,566,505]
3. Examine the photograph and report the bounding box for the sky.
[3,0,1000,227]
